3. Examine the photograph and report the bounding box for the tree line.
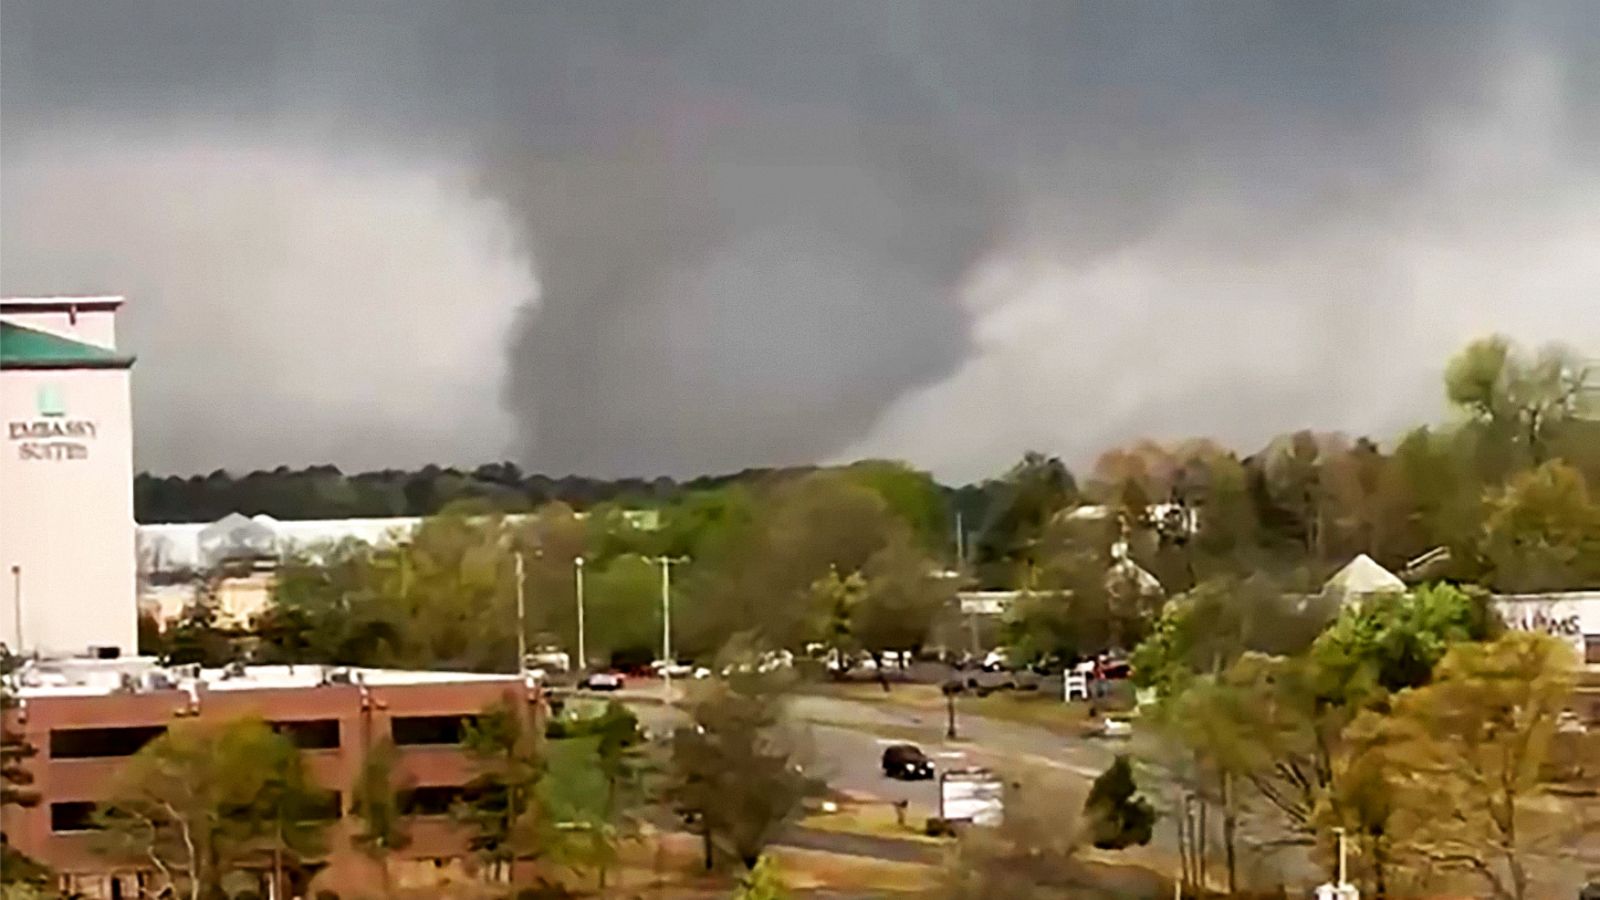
[136,334,1600,678]
[140,336,1600,600]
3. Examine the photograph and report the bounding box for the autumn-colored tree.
[1481,460,1600,591]
[1363,632,1583,900]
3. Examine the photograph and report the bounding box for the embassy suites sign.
[8,419,98,461]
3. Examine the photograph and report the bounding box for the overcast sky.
[3,2,1597,482]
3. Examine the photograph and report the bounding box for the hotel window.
[50,726,167,759]
[50,802,100,833]
[272,719,341,750]
[306,790,343,821]
[400,785,468,817]
[391,715,475,746]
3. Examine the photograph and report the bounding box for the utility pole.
[574,556,587,672]
[9,566,20,657]
[954,511,965,569]
[656,556,682,704]
[514,551,527,675]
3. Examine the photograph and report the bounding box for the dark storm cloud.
[3,2,1597,478]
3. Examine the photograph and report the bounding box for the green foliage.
[1480,460,1600,591]
[1130,575,1330,695]
[350,739,411,862]
[584,555,663,666]
[94,717,329,899]
[164,600,237,667]
[0,838,51,889]
[671,668,820,869]
[840,460,950,553]
[1310,582,1496,698]
[733,855,789,900]
[0,655,37,813]
[851,532,956,663]
[1082,756,1155,850]
[454,699,546,875]
[1002,591,1085,667]
[973,451,1079,579]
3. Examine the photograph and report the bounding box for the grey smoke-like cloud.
[3,2,1597,479]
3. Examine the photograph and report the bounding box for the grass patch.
[959,692,1101,738]
[802,802,950,845]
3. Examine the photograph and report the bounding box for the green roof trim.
[0,321,134,370]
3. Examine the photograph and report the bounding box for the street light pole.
[659,557,673,703]
[574,556,587,672]
[514,551,527,675]
[9,565,21,657]
[655,556,684,704]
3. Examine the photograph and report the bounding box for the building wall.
[1496,591,1600,664]
[0,676,535,882]
[0,366,138,656]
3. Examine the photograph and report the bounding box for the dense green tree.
[972,452,1079,583]
[681,472,906,655]
[1446,335,1595,470]
[454,699,546,884]
[840,460,951,554]
[850,533,955,671]
[1131,575,1330,696]
[1082,755,1156,850]
[1311,582,1497,697]
[586,554,665,667]
[349,739,411,896]
[95,718,329,900]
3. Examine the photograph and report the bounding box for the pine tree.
[1083,755,1156,850]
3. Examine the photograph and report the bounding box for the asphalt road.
[626,690,1123,823]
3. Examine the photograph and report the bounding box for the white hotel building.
[1,297,138,658]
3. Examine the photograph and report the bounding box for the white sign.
[940,768,1004,826]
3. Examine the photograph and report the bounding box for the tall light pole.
[574,556,587,672]
[514,551,527,675]
[656,556,683,703]
[9,565,21,657]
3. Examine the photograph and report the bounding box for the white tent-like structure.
[1323,553,1405,606]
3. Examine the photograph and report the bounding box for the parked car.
[1101,661,1132,680]
[525,648,571,673]
[651,660,695,678]
[1092,716,1133,739]
[579,671,624,692]
[981,649,1010,672]
[881,743,936,780]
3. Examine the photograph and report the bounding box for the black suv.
[881,743,935,780]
